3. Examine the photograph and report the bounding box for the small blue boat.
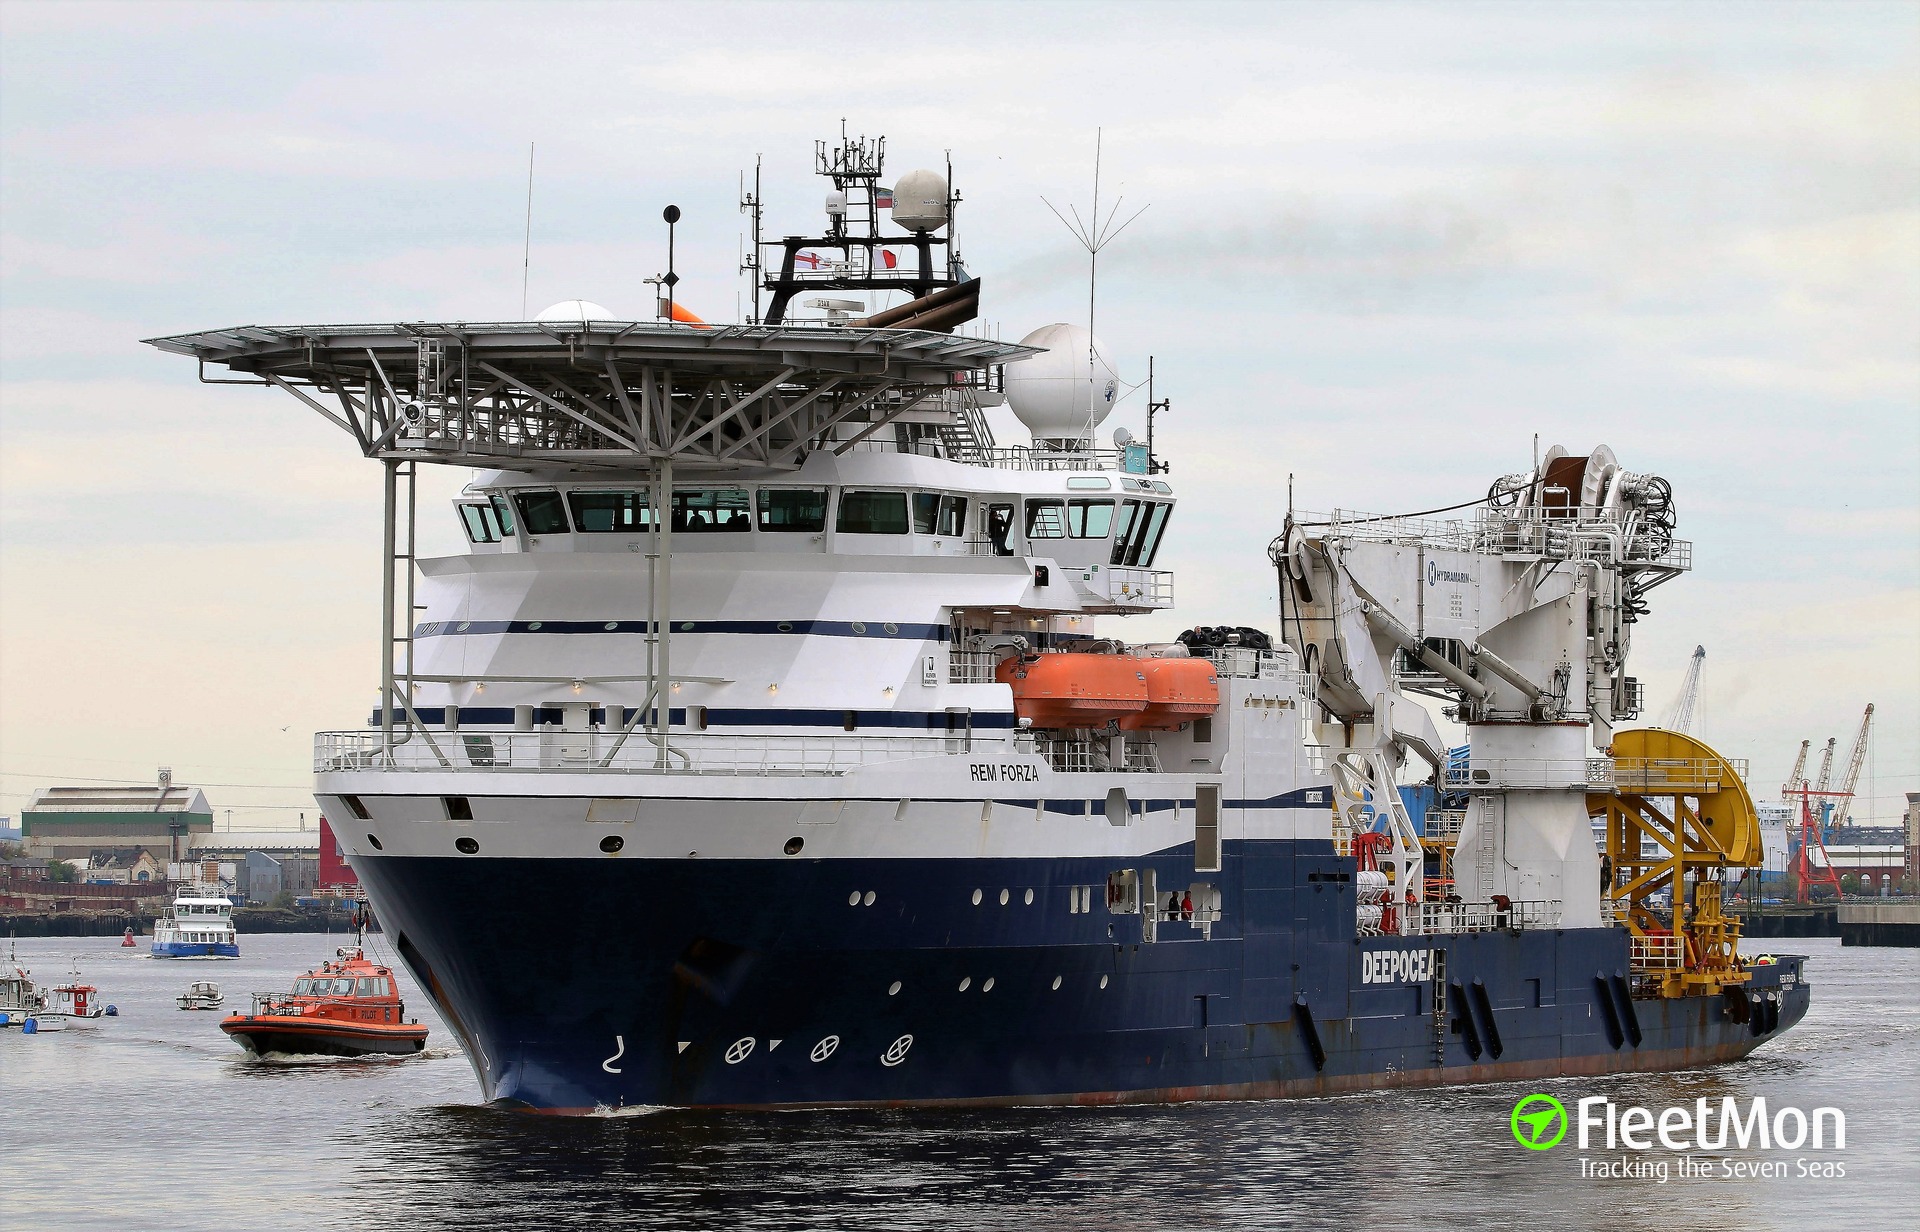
[151,887,240,959]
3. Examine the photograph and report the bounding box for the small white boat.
[0,943,48,1028]
[177,980,225,1010]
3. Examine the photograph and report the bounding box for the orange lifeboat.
[996,653,1148,729]
[1120,658,1221,730]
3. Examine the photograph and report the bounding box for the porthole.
[851,621,867,634]
[862,891,876,906]
[680,621,695,631]
[527,621,543,631]
[366,834,384,851]
[777,621,794,632]
[457,620,472,631]
[1024,889,1034,905]
[784,836,805,855]
[998,889,1010,906]
[883,622,898,635]
[599,835,624,854]
[982,977,995,992]
[958,977,972,992]
[604,621,619,631]
[455,837,479,855]
[848,891,861,907]
[1099,975,1110,989]
[887,981,902,996]
[1051,976,1062,991]
[971,889,983,906]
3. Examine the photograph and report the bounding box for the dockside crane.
[1829,704,1875,832]
[1662,645,1706,734]
[1782,739,1811,797]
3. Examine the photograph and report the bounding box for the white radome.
[890,169,949,232]
[535,299,615,324]
[1004,323,1119,445]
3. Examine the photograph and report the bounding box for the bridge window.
[838,490,909,534]
[913,492,941,535]
[1112,500,1172,566]
[488,495,516,536]
[938,495,968,537]
[568,490,650,532]
[1025,499,1067,539]
[673,488,751,532]
[1067,499,1114,539]
[758,488,827,532]
[513,491,570,536]
[1140,503,1173,566]
[458,503,503,543]
[986,504,1015,555]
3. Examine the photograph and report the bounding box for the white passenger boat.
[151,886,240,959]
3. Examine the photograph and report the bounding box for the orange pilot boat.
[220,945,427,1057]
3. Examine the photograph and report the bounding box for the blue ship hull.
[354,838,1808,1113]
[151,941,240,959]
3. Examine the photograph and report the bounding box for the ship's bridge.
[145,316,1173,764]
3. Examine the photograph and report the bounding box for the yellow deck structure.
[1590,729,1763,998]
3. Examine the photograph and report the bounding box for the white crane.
[1783,738,1811,797]
[1663,645,1706,734]
[1813,737,1838,795]
[1829,704,1875,831]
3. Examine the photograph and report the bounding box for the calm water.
[2,932,1914,1230]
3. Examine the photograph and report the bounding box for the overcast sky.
[2,0,1915,828]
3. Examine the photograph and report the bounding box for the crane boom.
[1813,738,1837,794]
[1663,645,1707,734]
[1784,738,1810,796]
[1829,704,1875,830]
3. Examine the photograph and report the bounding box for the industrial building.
[22,780,212,865]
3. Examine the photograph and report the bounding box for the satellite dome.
[890,169,949,233]
[535,299,614,324]
[1004,323,1119,446]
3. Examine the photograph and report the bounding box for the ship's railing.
[1629,933,1685,972]
[1076,566,1174,609]
[1611,756,1748,792]
[1446,759,1610,790]
[1425,809,1466,841]
[1404,899,1562,935]
[1032,736,1164,774]
[948,648,1006,683]
[1301,507,1691,573]
[316,730,1035,776]
[1189,647,1310,689]
[1446,756,1746,792]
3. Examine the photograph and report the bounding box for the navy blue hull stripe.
[415,619,951,641]
[374,706,1018,730]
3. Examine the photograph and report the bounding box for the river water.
[2,932,1914,1230]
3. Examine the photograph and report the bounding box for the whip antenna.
[1041,128,1148,448]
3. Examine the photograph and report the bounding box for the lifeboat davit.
[1120,658,1221,730]
[996,653,1148,729]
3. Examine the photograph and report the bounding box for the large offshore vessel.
[147,135,1806,1112]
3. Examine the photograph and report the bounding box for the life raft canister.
[995,653,1149,729]
[1119,658,1221,731]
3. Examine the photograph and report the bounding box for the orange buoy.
[1120,657,1221,730]
[996,653,1149,729]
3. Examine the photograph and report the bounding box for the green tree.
[270,888,295,909]
[46,859,78,883]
